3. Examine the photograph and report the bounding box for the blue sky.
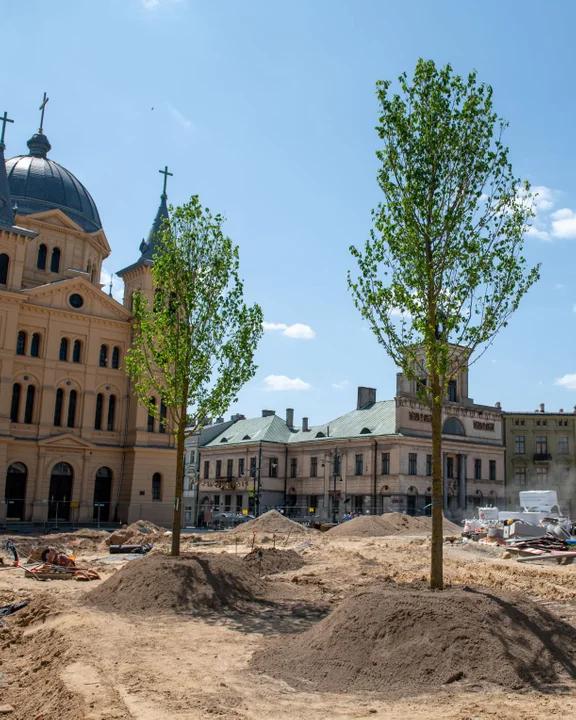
[3,0,576,424]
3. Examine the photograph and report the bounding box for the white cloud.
[526,226,551,242]
[263,322,316,339]
[551,208,576,239]
[264,375,312,392]
[283,323,316,339]
[555,374,576,391]
[332,379,350,390]
[390,306,412,319]
[142,0,184,9]
[532,185,558,212]
[167,103,193,130]
[100,268,124,303]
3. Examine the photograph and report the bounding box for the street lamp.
[332,448,341,523]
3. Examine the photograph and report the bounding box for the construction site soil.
[84,553,273,615]
[4,527,576,718]
[228,509,316,539]
[243,548,305,574]
[252,583,576,696]
[327,513,462,538]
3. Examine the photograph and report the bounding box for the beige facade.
[1,183,176,528]
[197,357,505,523]
[503,404,576,515]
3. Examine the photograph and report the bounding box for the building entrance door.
[48,462,73,520]
[93,467,112,522]
[5,462,27,521]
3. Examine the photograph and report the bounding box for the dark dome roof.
[6,132,102,233]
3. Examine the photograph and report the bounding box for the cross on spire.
[39,91,49,133]
[159,165,173,197]
[0,110,14,147]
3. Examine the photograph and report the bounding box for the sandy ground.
[2,531,576,719]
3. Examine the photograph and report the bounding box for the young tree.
[125,196,263,556]
[348,60,540,589]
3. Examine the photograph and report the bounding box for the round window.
[69,293,84,309]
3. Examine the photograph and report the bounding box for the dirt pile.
[327,513,460,538]
[243,548,305,575]
[229,510,315,539]
[85,552,270,615]
[253,584,576,696]
[105,519,166,547]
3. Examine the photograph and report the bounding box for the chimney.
[302,417,309,432]
[231,413,244,422]
[494,401,501,410]
[262,409,275,417]
[357,386,377,410]
[539,403,545,413]
[216,416,224,424]
[286,408,294,427]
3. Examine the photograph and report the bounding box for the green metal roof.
[203,400,398,448]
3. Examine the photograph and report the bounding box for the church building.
[0,103,176,526]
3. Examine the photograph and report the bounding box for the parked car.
[211,513,254,529]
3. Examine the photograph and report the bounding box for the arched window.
[24,385,35,424]
[94,393,103,430]
[107,394,116,431]
[10,383,21,422]
[30,333,41,358]
[147,398,156,433]
[67,390,77,428]
[37,244,47,270]
[442,416,465,436]
[16,330,27,356]
[54,388,64,426]
[99,344,108,367]
[159,400,167,434]
[72,339,82,363]
[59,337,69,362]
[152,473,162,500]
[50,247,61,273]
[111,346,120,369]
[0,253,9,284]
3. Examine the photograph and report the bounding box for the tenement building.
[197,351,505,522]
[0,105,176,525]
[503,404,576,516]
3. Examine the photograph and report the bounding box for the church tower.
[117,166,172,310]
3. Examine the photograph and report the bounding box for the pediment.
[21,208,85,232]
[39,433,98,449]
[18,209,111,256]
[22,276,131,321]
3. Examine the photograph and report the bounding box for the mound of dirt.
[229,510,315,539]
[105,520,166,547]
[252,584,576,696]
[243,548,305,575]
[327,513,461,538]
[84,552,270,615]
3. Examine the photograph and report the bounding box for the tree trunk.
[171,414,187,557]
[430,376,444,590]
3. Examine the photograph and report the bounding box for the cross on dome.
[39,92,49,133]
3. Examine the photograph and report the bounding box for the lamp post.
[332,448,341,523]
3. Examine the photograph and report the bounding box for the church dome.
[6,132,102,233]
